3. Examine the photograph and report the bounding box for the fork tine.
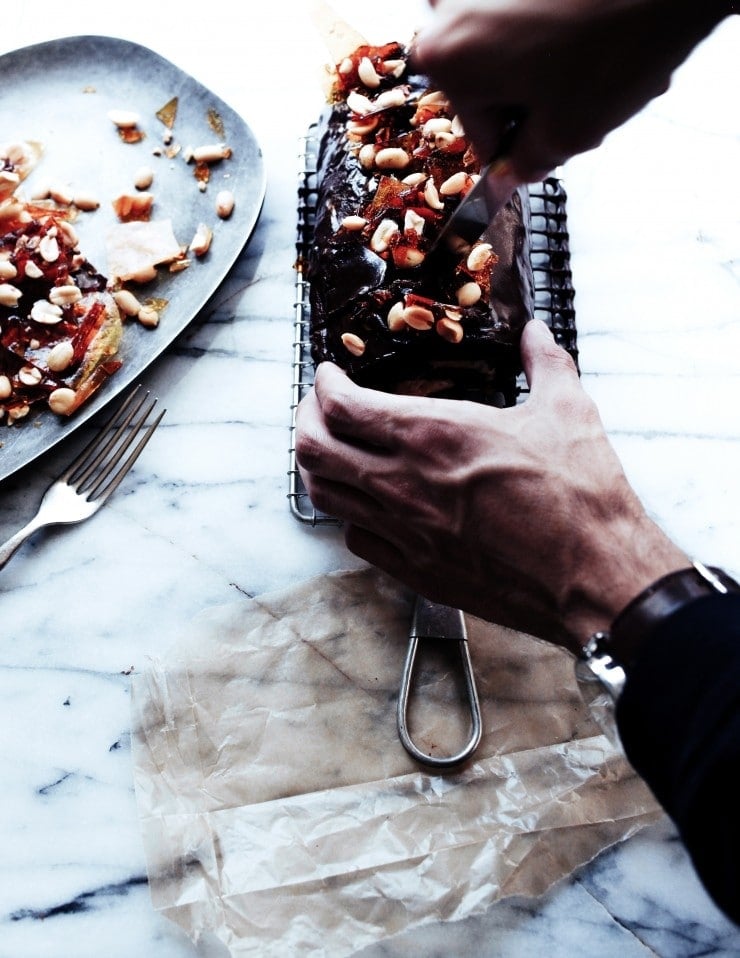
[88,403,166,503]
[72,388,154,491]
[60,385,147,485]
[61,385,165,502]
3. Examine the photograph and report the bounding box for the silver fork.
[0,386,165,570]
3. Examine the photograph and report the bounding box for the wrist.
[578,561,740,698]
[562,512,689,651]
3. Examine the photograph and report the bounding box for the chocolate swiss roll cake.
[307,40,534,401]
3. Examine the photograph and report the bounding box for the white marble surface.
[1,2,739,955]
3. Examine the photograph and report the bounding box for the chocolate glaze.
[307,51,534,401]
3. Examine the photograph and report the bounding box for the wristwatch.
[578,560,740,699]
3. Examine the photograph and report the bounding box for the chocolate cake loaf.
[307,40,534,401]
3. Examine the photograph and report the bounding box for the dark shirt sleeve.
[615,594,740,925]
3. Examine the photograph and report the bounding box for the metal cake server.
[397,595,482,769]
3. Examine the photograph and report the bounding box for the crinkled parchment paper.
[130,567,660,957]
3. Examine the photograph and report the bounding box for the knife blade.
[428,111,524,256]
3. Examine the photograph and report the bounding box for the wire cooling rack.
[288,128,578,525]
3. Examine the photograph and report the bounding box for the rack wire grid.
[289,128,578,525]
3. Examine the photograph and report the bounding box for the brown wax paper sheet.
[130,567,661,957]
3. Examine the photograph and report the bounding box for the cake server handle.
[397,595,483,769]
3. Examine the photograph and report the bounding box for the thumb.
[520,319,580,398]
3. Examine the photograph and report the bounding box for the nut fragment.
[456,281,482,306]
[345,117,379,138]
[24,260,43,280]
[134,166,154,190]
[417,91,450,111]
[370,218,399,253]
[436,317,464,343]
[73,192,100,211]
[422,117,452,137]
[357,56,381,89]
[38,234,60,263]
[358,144,376,170]
[189,222,213,257]
[0,260,17,281]
[403,210,425,236]
[346,91,373,117]
[112,289,143,317]
[374,147,411,170]
[46,340,75,372]
[18,364,43,387]
[30,299,64,324]
[49,184,74,205]
[439,171,469,197]
[373,88,407,110]
[0,374,11,400]
[387,301,406,331]
[339,215,368,232]
[192,144,232,164]
[0,282,21,307]
[48,387,77,415]
[466,243,494,272]
[108,109,140,129]
[215,190,235,219]
[137,305,160,327]
[379,58,405,78]
[49,284,82,306]
[340,332,366,356]
[7,404,30,422]
[423,177,444,211]
[403,304,435,330]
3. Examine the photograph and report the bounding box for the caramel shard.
[156,96,178,130]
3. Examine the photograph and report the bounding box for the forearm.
[616,594,740,924]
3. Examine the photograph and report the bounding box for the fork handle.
[0,517,48,570]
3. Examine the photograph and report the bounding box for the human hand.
[295,320,688,653]
[414,0,733,181]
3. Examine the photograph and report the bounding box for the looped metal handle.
[397,628,483,770]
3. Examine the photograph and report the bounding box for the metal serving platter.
[0,35,265,482]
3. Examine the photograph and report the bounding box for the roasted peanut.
[357,56,381,89]
[370,218,399,253]
[189,223,213,257]
[49,284,82,306]
[113,289,143,317]
[0,282,21,307]
[387,301,407,331]
[30,299,63,324]
[403,305,435,330]
[134,166,154,190]
[192,144,232,164]
[436,317,464,343]
[466,243,494,272]
[341,332,366,356]
[456,281,482,306]
[216,190,235,219]
[375,147,411,170]
[46,340,75,372]
[48,387,77,415]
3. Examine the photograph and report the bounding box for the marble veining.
[1,2,739,955]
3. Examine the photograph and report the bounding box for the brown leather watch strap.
[608,562,740,670]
